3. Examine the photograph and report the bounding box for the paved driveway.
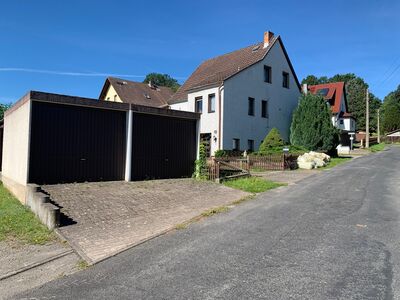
[22,147,400,299]
[42,179,249,263]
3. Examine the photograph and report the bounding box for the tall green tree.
[0,103,12,120]
[143,73,180,92]
[290,93,339,152]
[382,85,400,133]
[301,73,381,131]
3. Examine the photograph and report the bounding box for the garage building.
[1,91,199,203]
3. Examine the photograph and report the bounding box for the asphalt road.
[15,146,400,300]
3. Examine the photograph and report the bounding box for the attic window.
[316,88,329,96]
[144,93,151,99]
[252,45,260,52]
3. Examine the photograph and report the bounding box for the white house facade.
[169,31,301,156]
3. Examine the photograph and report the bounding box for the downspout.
[218,83,224,150]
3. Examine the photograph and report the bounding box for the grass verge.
[0,183,53,244]
[318,157,352,170]
[316,157,352,170]
[369,143,386,152]
[223,177,287,193]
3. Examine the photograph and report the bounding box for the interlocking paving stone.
[42,179,250,263]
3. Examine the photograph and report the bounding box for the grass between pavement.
[0,183,53,244]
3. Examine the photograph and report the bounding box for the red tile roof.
[169,35,301,104]
[308,82,346,114]
[99,77,174,108]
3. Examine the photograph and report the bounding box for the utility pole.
[377,108,381,144]
[366,89,370,148]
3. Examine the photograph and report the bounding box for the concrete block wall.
[2,96,31,203]
[26,184,60,230]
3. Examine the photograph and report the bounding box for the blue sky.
[1,0,399,104]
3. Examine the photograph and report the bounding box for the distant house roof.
[169,35,301,104]
[342,112,354,118]
[387,129,400,137]
[99,77,174,108]
[308,82,347,114]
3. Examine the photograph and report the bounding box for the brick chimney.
[264,31,274,48]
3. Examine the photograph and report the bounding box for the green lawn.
[223,177,286,193]
[369,143,386,152]
[318,157,352,170]
[0,183,53,244]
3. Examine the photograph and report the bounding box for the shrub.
[194,143,208,179]
[290,93,339,152]
[258,128,284,154]
[214,149,244,158]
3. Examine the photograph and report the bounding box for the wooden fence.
[383,136,400,143]
[206,154,299,181]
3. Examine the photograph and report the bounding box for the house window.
[264,65,272,83]
[248,97,255,116]
[233,138,240,151]
[195,97,203,113]
[282,72,289,88]
[247,139,254,152]
[208,94,215,113]
[261,100,268,118]
[340,119,344,125]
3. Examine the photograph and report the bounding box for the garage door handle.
[165,158,169,162]
[80,158,86,161]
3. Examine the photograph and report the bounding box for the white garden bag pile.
[297,151,331,170]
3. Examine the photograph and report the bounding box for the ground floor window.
[247,139,254,152]
[233,138,240,151]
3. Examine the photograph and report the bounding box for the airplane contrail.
[0,67,147,78]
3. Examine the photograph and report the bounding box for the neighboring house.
[307,82,356,144]
[386,129,400,143]
[168,31,301,156]
[99,77,174,108]
[387,129,400,137]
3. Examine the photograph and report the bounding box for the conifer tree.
[259,128,284,154]
[290,93,339,152]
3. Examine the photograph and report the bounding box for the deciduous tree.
[143,73,180,92]
[382,85,400,133]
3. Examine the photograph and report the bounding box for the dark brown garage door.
[131,113,197,180]
[29,101,126,184]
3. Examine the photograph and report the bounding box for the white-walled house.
[169,31,301,156]
[307,82,356,145]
